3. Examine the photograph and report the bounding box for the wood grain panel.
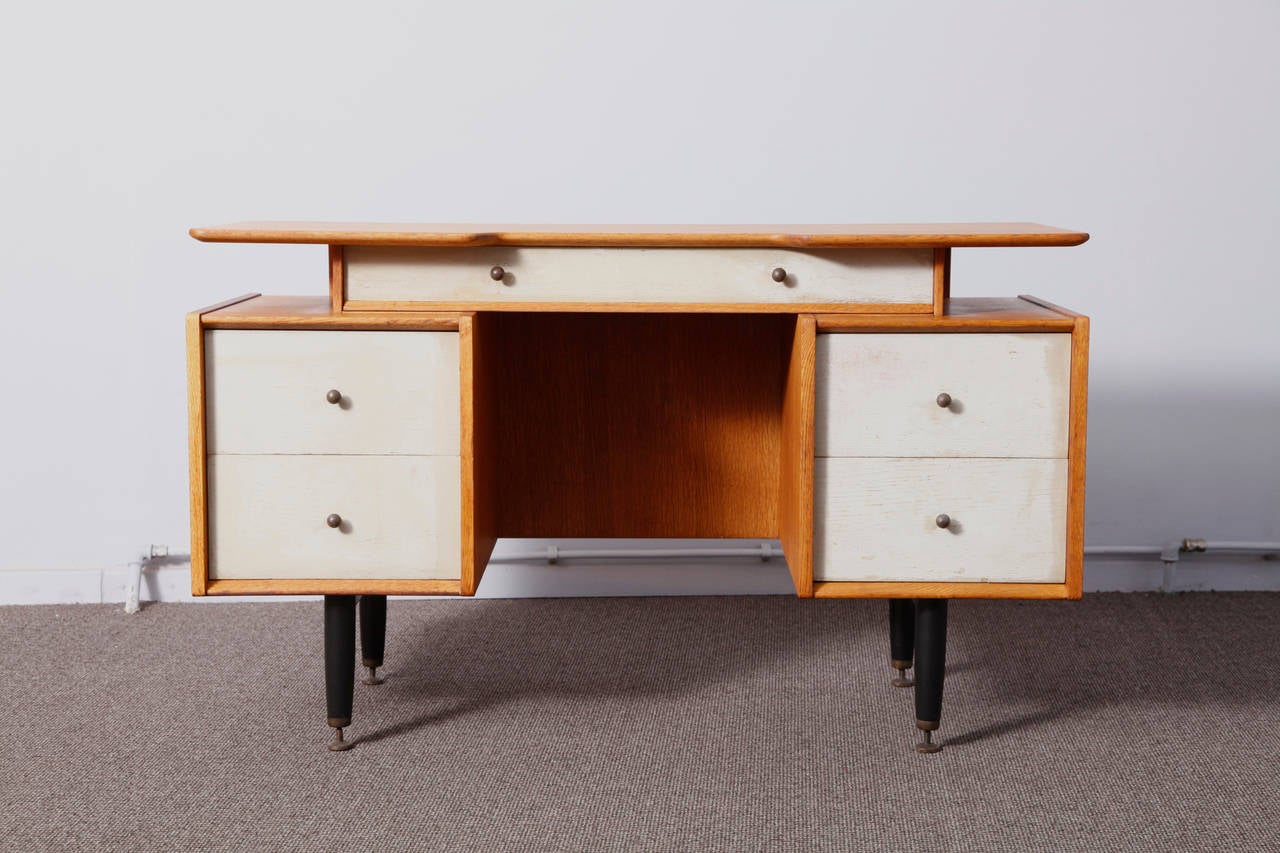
[201,295,461,329]
[189,222,1090,248]
[1066,317,1090,599]
[205,578,462,596]
[932,248,950,316]
[344,246,934,307]
[813,581,1070,600]
[205,330,460,456]
[815,297,1075,332]
[779,315,816,597]
[208,455,461,580]
[816,333,1072,458]
[187,293,261,597]
[329,245,344,312]
[460,314,499,595]
[814,458,1068,583]
[492,313,791,538]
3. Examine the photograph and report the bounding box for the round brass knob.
[326,389,342,405]
[936,392,952,409]
[771,267,787,283]
[489,265,505,282]
[326,514,342,529]
[935,514,951,529]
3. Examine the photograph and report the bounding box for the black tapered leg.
[889,599,916,687]
[324,594,357,751]
[359,595,387,685]
[913,598,948,754]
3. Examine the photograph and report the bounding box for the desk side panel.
[779,315,816,597]
[461,314,499,595]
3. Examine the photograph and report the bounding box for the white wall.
[1,0,1277,597]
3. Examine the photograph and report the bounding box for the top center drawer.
[343,246,934,310]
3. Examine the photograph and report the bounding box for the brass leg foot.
[328,726,355,752]
[891,659,915,688]
[915,721,942,754]
[361,664,384,686]
[328,716,354,752]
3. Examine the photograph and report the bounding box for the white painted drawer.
[814,458,1067,583]
[816,333,1070,458]
[344,246,934,306]
[208,455,461,580]
[205,330,459,455]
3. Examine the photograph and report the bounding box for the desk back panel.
[482,313,796,539]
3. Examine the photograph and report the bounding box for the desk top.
[189,222,1089,249]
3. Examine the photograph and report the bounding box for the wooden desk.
[188,223,1089,753]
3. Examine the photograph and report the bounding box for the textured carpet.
[2,593,1278,852]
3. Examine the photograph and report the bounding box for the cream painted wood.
[814,458,1068,583]
[208,455,461,580]
[344,246,934,305]
[205,330,459,455]
[816,333,1071,458]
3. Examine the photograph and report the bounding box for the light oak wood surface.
[205,579,461,596]
[816,332,1071,458]
[208,455,461,580]
[488,313,791,538]
[815,297,1076,331]
[814,458,1068,583]
[343,246,934,308]
[201,295,461,329]
[812,581,1071,600]
[1066,316,1090,598]
[187,294,261,596]
[932,248,950,317]
[190,222,1090,248]
[460,314,498,596]
[205,330,460,456]
[779,315,816,597]
[329,245,344,313]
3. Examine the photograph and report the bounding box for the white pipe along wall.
[0,0,1277,603]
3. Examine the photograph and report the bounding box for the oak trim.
[1065,316,1090,599]
[342,300,935,315]
[459,314,498,595]
[187,293,261,597]
[779,315,816,597]
[813,581,1072,600]
[932,248,950,317]
[815,298,1076,332]
[200,295,460,329]
[205,579,462,596]
[189,222,1091,248]
[1017,294,1083,318]
[329,245,345,312]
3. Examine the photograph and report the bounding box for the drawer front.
[814,458,1067,583]
[206,330,459,455]
[209,455,461,580]
[816,333,1071,458]
[344,246,934,306]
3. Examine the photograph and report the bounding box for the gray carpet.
[2,593,1278,852]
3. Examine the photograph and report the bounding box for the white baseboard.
[2,555,1278,607]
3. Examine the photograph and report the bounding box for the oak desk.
[188,223,1089,753]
